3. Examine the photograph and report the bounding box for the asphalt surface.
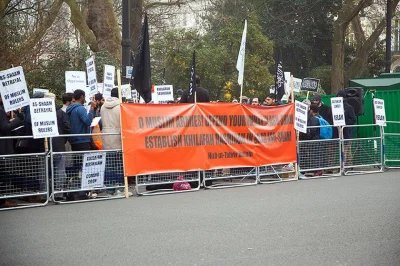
[1,171,400,266]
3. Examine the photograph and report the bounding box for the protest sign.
[0,66,30,112]
[103,65,115,97]
[131,90,138,102]
[121,84,132,99]
[373,98,386,126]
[330,97,346,126]
[269,85,275,94]
[29,98,59,139]
[121,103,296,176]
[81,152,106,189]
[284,72,291,94]
[154,85,173,104]
[65,71,86,93]
[293,78,302,92]
[294,100,308,133]
[33,88,49,94]
[301,78,320,92]
[140,91,158,104]
[86,57,98,97]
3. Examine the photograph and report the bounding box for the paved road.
[1,172,400,266]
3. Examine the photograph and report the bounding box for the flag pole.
[117,69,129,199]
[240,84,243,104]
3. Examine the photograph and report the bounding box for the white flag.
[236,20,247,87]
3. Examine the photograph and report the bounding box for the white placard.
[154,85,173,104]
[121,84,132,99]
[103,65,115,98]
[293,78,302,93]
[29,98,59,139]
[284,72,291,94]
[0,66,30,112]
[126,66,133,79]
[131,90,137,102]
[373,98,386,126]
[81,152,106,189]
[269,85,275,94]
[65,71,87,93]
[86,57,98,97]
[90,117,101,127]
[295,100,308,133]
[330,97,346,126]
[33,88,49,94]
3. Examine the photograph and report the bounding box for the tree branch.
[338,0,374,29]
[17,0,63,57]
[64,0,99,52]
[144,0,187,10]
[351,15,366,51]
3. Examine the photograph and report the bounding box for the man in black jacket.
[180,75,210,103]
[311,94,333,125]
[0,94,24,207]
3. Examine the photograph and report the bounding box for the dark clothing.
[180,86,210,103]
[71,142,90,151]
[52,107,71,152]
[22,105,45,153]
[66,104,94,145]
[0,105,23,155]
[343,102,356,139]
[318,104,332,125]
[299,114,320,141]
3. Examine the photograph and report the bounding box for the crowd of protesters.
[0,74,358,206]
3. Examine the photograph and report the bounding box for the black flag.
[275,51,285,102]
[187,50,196,102]
[162,68,166,85]
[130,14,152,103]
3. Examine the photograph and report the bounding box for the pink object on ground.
[173,175,192,191]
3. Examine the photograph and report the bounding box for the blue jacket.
[66,104,94,144]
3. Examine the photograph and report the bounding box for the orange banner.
[121,103,296,176]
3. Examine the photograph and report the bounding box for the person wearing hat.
[311,94,332,125]
[336,90,356,167]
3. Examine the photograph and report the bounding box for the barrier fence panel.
[383,121,400,169]
[135,171,201,195]
[298,126,342,179]
[258,163,297,184]
[0,136,48,211]
[203,167,257,189]
[341,124,383,175]
[50,133,126,204]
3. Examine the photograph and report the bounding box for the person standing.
[66,89,96,151]
[311,94,333,125]
[180,75,210,103]
[62,93,75,112]
[264,94,280,106]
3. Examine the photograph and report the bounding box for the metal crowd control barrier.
[383,121,400,169]
[0,136,48,211]
[203,167,257,189]
[341,124,383,175]
[135,171,201,195]
[50,133,126,204]
[297,125,342,179]
[258,163,297,184]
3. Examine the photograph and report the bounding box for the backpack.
[316,115,332,139]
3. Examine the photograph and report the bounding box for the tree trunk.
[346,0,400,82]
[330,0,373,94]
[87,0,121,64]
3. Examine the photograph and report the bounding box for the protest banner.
[65,71,87,93]
[81,152,106,189]
[86,57,98,97]
[301,78,319,92]
[154,85,173,104]
[121,103,296,176]
[33,88,49,94]
[373,98,386,126]
[0,66,30,112]
[29,98,59,139]
[330,97,346,126]
[103,65,115,97]
[294,101,308,133]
